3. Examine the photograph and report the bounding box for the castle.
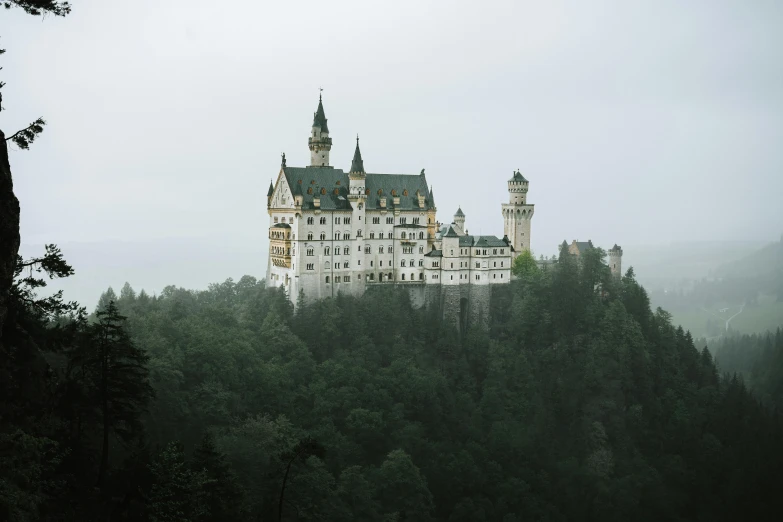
[265,95,621,315]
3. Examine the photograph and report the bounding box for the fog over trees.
[2,1,783,521]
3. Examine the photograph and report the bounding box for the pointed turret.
[313,93,329,133]
[267,180,274,197]
[430,186,435,208]
[308,92,332,167]
[350,135,365,174]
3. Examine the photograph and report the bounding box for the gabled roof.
[364,173,435,211]
[443,225,460,238]
[281,166,436,212]
[283,167,352,210]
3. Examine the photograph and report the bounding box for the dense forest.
[3,241,783,521]
[707,329,783,411]
[3,2,783,521]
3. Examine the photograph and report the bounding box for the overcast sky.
[4,0,783,304]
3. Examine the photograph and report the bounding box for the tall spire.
[350,135,365,174]
[313,92,329,133]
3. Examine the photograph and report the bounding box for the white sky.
[4,0,783,304]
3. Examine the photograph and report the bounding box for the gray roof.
[282,166,435,211]
[455,234,509,248]
[571,240,594,254]
[267,180,274,196]
[424,249,443,257]
[313,95,329,133]
[364,172,434,210]
[455,207,465,217]
[443,225,460,238]
[350,138,365,173]
[509,170,528,182]
[272,223,291,229]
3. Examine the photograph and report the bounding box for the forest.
[3,2,783,521]
[3,240,783,521]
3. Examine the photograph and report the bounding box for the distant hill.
[713,235,783,280]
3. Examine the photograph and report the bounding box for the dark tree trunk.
[0,130,21,343]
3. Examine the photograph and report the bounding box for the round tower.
[453,207,465,232]
[502,170,535,256]
[308,93,332,167]
[608,244,623,279]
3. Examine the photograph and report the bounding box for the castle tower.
[502,170,535,256]
[308,93,332,167]
[348,136,366,196]
[453,207,465,232]
[608,244,623,279]
[348,136,367,296]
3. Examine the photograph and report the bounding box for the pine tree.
[77,301,154,489]
[191,432,247,521]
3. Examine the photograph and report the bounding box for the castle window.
[358,274,361,279]
[307,248,314,256]
[325,276,330,283]
[380,260,383,266]
[400,217,407,225]
[386,217,394,224]
[451,263,453,268]
[409,259,414,267]
[325,247,330,255]
[319,217,326,225]
[344,276,350,282]
[379,246,384,254]
[475,262,480,268]
[401,274,405,280]
[334,233,340,240]
[320,233,326,240]
[370,260,373,267]
[476,275,480,280]
[307,233,313,240]
[493,262,496,267]
[274,217,278,223]
[419,232,424,239]
[369,273,374,280]
[379,232,384,239]
[419,246,424,254]
[343,233,349,240]
[413,217,419,224]
[475,250,480,255]
[500,249,504,254]
[493,274,496,279]
[388,273,392,280]
[500,273,503,278]
[373,217,380,224]
[493,249,497,255]
[345,217,351,225]
[289,217,293,223]
[325,261,331,269]
[483,250,487,255]
[450,275,453,280]
[401,260,406,267]
[365,246,371,254]
[357,229,362,238]
[343,261,349,268]
[419,273,424,280]
[500,262,503,267]
[335,217,341,224]
[401,232,407,239]
[344,247,349,255]
[450,250,453,255]
[370,232,375,239]
[418,259,423,267]
[388,246,393,253]
[306,263,314,270]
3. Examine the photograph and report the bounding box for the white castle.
[265,95,621,308]
[265,95,534,305]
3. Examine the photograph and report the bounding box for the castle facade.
[265,95,534,305]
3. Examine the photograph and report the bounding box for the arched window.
[343,233,349,240]
[379,246,384,254]
[320,217,326,224]
[320,233,326,240]
[401,260,406,267]
[388,272,392,280]
[409,259,414,267]
[419,273,424,280]
[307,217,314,225]
[410,273,414,281]
[419,232,424,239]
[357,229,362,237]
[307,233,313,240]
[325,276,330,283]
[401,232,407,239]
[402,273,406,280]
[325,261,331,269]
[325,247,330,255]
[343,247,349,255]
[379,232,384,239]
